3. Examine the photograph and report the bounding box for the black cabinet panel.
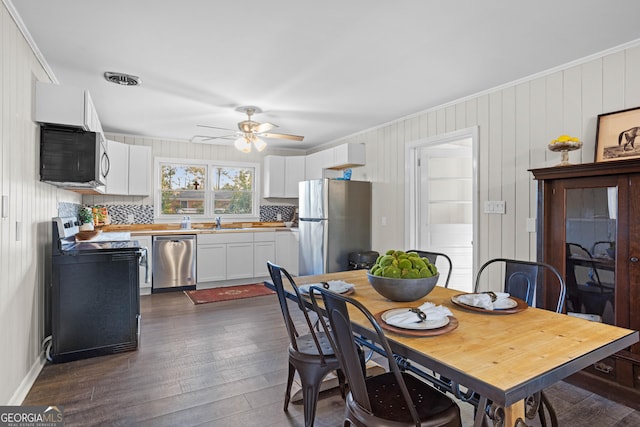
[51,252,140,362]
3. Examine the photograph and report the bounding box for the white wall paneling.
[1,1,81,405]
[333,40,640,290]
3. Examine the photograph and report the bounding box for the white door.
[406,128,478,292]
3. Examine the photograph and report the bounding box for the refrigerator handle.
[299,218,324,222]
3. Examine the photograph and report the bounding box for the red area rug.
[184,283,275,304]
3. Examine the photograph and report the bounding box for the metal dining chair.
[309,286,462,427]
[474,258,566,313]
[407,250,453,288]
[473,258,566,426]
[266,262,345,427]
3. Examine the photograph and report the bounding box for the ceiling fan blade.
[190,134,237,143]
[254,122,277,133]
[261,132,304,141]
[197,124,236,132]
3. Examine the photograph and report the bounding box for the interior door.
[417,138,474,291]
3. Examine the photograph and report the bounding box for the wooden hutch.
[530,158,640,409]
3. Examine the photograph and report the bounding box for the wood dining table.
[266,269,639,426]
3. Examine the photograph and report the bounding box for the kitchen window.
[156,158,259,219]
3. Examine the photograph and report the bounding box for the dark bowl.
[367,272,439,302]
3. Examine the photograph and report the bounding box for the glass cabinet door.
[565,186,617,324]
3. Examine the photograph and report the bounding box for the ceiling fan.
[193,106,304,152]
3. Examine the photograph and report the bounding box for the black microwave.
[40,125,110,189]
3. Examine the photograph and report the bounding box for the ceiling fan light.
[234,136,251,153]
[253,137,267,152]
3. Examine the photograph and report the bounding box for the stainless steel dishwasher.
[152,235,196,292]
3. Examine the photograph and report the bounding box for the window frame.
[154,157,260,221]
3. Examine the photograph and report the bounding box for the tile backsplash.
[105,205,154,224]
[260,205,296,222]
[59,203,297,224]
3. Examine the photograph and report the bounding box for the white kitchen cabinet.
[263,155,305,198]
[105,139,129,195]
[328,143,366,169]
[275,230,299,276]
[284,156,305,197]
[128,145,152,196]
[197,232,257,284]
[35,82,103,134]
[254,242,275,277]
[197,243,227,282]
[305,150,331,180]
[227,242,254,280]
[103,142,151,196]
[304,143,365,180]
[263,156,285,197]
[136,235,153,295]
[254,231,276,277]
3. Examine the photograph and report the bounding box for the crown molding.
[3,0,58,83]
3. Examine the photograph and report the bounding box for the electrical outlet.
[526,218,536,233]
[277,213,282,221]
[127,214,135,223]
[381,216,387,226]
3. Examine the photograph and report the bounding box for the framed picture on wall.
[595,106,640,162]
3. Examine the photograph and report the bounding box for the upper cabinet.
[105,140,129,195]
[35,82,104,135]
[305,143,366,180]
[105,140,152,196]
[128,145,152,196]
[328,142,366,170]
[264,155,305,198]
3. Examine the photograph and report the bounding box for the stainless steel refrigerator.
[299,179,372,275]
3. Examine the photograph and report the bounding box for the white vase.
[79,223,94,231]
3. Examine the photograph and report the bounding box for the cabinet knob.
[631,257,639,263]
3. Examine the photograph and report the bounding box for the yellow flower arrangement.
[550,134,580,144]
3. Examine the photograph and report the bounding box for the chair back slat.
[267,262,329,360]
[474,258,566,313]
[407,249,453,288]
[309,286,423,425]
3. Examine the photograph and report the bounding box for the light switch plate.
[484,200,506,214]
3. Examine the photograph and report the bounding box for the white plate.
[298,281,354,295]
[381,309,450,330]
[452,294,518,310]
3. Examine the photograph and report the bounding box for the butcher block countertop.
[102,222,297,236]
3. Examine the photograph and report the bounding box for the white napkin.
[457,292,510,310]
[385,302,453,325]
[299,280,354,295]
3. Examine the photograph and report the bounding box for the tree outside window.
[158,160,256,217]
[160,164,206,215]
[212,167,253,214]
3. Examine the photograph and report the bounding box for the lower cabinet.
[136,235,153,295]
[275,230,299,276]
[196,231,276,287]
[254,233,276,277]
[197,243,226,282]
[227,242,255,280]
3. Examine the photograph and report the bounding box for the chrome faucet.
[215,216,221,230]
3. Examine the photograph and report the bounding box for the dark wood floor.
[23,292,640,426]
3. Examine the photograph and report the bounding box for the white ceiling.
[9,0,640,151]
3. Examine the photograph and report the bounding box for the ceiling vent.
[104,71,141,86]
